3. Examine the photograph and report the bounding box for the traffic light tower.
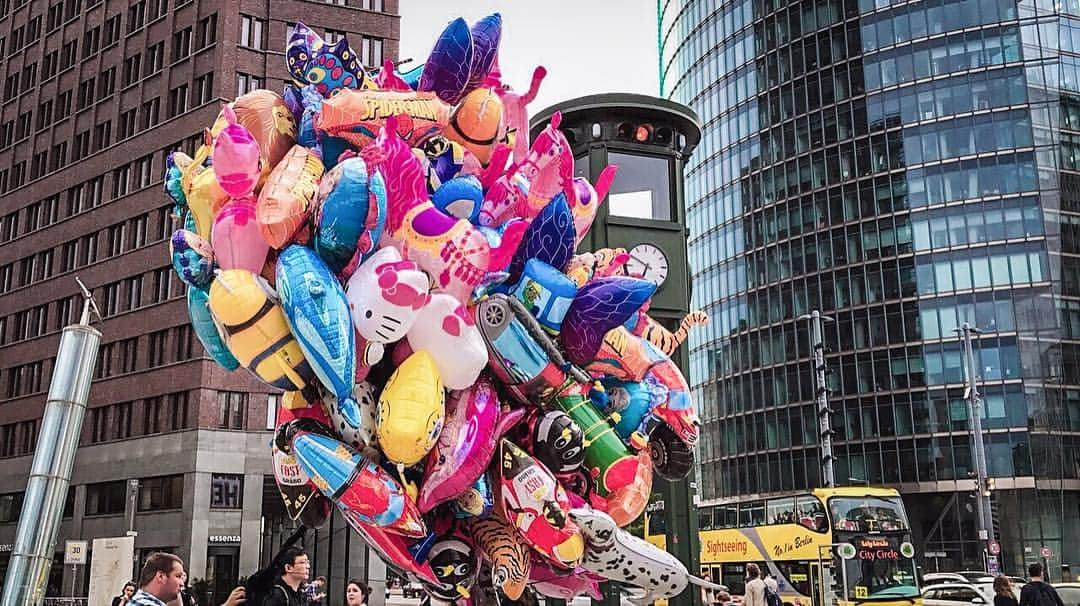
[531,93,703,606]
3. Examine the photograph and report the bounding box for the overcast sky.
[398,0,661,113]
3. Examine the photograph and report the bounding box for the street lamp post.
[954,322,994,571]
[799,310,835,488]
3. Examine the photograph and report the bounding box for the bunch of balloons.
[164,14,716,606]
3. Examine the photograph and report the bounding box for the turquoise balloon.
[187,286,240,371]
[314,157,387,275]
[276,245,360,429]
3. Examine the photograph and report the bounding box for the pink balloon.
[528,558,603,601]
[213,105,262,199]
[418,377,523,513]
[212,199,269,272]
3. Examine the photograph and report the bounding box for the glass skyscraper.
[662,0,1080,573]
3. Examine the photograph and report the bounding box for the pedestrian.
[763,573,782,606]
[261,546,311,606]
[744,563,766,606]
[995,576,1020,606]
[130,553,187,606]
[306,576,326,605]
[112,581,137,606]
[1020,563,1065,606]
[344,580,369,606]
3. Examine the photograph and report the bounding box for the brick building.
[0,1,399,601]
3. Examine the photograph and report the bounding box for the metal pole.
[1,279,101,606]
[956,322,994,569]
[801,311,835,487]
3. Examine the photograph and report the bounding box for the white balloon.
[407,293,487,390]
[345,246,430,344]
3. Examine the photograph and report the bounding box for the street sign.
[837,543,857,559]
[64,540,88,565]
[925,551,948,558]
[1041,547,1053,559]
[989,541,1001,556]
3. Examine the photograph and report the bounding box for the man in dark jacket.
[261,547,311,606]
[1020,563,1065,606]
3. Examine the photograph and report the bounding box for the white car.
[924,573,970,587]
[922,582,990,606]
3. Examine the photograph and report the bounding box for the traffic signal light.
[615,121,675,146]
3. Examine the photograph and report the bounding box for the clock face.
[626,243,669,286]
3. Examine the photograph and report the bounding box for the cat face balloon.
[345,247,431,345]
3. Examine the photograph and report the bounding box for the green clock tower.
[531,93,703,606]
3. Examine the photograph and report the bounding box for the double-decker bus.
[647,487,920,606]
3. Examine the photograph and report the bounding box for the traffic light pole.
[956,322,994,569]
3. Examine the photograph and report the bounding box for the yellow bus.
[649,487,921,606]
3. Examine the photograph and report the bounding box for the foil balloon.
[345,512,440,586]
[495,66,547,165]
[468,517,531,600]
[528,558,603,601]
[445,87,504,165]
[324,381,379,454]
[570,508,718,606]
[366,117,528,302]
[626,309,709,357]
[286,21,373,95]
[377,351,446,467]
[276,245,360,429]
[287,426,426,537]
[494,439,583,568]
[419,17,474,105]
[418,136,467,193]
[466,14,501,91]
[565,248,630,288]
[213,105,262,199]
[419,377,521,513]
[208,269,314,390]
[318,89,451,149]
[232,89,297,178]
[505,193,577,285]
[186,286,240,371]
[213,199,269,273]
[479,114,571,227]
[346,246,431,344]
[174,144,228,237]
[509,259,578,335]
[313,156,387,275]
[257,145,324,248]
[426,537,479,602]
[453,475,493,519]
[376,59,413,92]
[432,175,483,223]
[406,294,486,391]
[170,229,214,288]
[528,410,584,476]
[272,391,334,522]
[569,166,618,246]
[560,277,657,367]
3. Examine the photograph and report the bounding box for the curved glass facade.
[662,0,1080,572]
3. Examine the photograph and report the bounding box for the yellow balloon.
[377,351,445,466]
[208,270,311,391]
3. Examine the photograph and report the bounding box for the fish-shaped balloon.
[288,428,426,537]
[276,245,359,429]
[313,157,387,275]
[186,286,239,371]
[419,378,522,512]
[560,277,657,367]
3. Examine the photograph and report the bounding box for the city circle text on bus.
[856,537,899,561]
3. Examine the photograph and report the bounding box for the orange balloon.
[445,87,504,165]
[318,89,450,148]
[256,145,324,249]
[233,90,297,173]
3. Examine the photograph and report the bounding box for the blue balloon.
[314,157,387,275]
[276,245,360,428]
[187,286,240,371]
[432,175,483,223]
[509,259,578,334]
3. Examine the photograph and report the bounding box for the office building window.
[0,492,25,522]
[168,391,189,430]
[171,26,191,62]
[168,84,188,117]
[194,72,214,105]
[103,14,120,47]
[236,73,261,97]
[265,394,280,430]
[144,396,163,435]
[85,480,126,515]
[210,474,243,509]
[145,42,164,76]
[197,14,217,48]
[239,15,265,50]
[138,475,183,511]
[218,391,247,430]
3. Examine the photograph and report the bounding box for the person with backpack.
[261,547,311,606]
[763,573,782,606]
[1020,563,1065,606]
[744,564,766,606]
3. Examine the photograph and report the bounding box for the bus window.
[829,496,909,533]
[699,508,714,530]
[722,563,748,596]
[766,497,796,525]
[775,561,812,597]
[721,504,738,528]
[739,501,765,526]
[797,495,828,532]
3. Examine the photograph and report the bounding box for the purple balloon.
[419,18,474,105]
[560,277,657,367]
[467,13,502,92]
